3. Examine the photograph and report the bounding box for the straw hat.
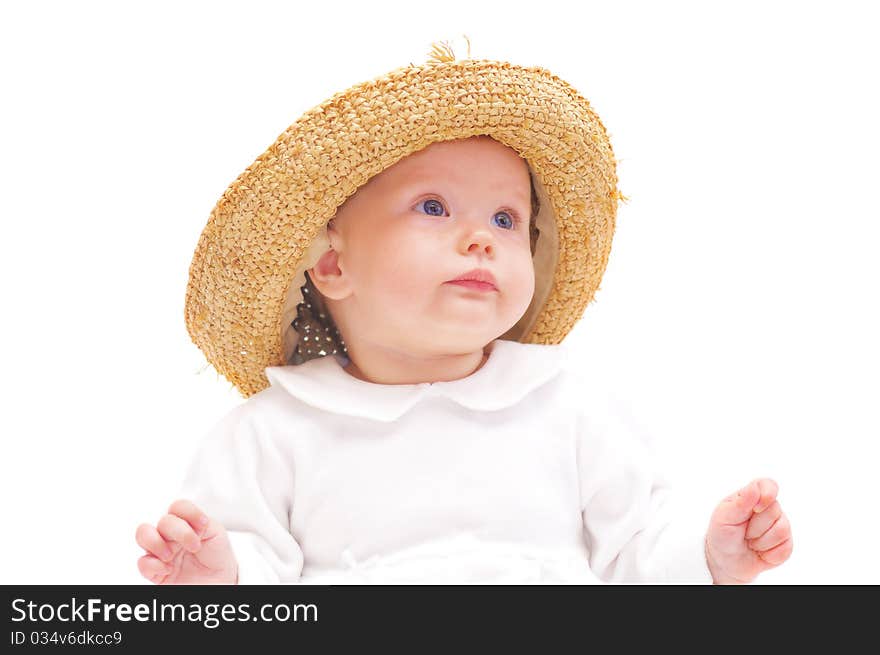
[185,40,624,397]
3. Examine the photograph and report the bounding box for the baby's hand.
[704,478,793,584]
[135,499,238,585]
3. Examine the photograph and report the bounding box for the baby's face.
[310,136,535,355]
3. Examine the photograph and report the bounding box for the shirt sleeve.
[177,401,304,584]
[572,382,714,584]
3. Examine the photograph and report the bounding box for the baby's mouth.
[444,279,498,292]
[445,268,499,292]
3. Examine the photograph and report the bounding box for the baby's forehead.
[389,144,529,183]
[340,137,532,210]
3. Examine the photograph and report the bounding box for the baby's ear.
[308,249,349,300]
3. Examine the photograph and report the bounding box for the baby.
[135,56,792,584]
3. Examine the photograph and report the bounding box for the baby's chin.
[357,301,524,352]
[390,325,510,356]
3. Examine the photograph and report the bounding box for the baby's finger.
[757,536,793,567]
[748,513,791,552]
[137,554,172,584]
[167,499,211,537]
[713,480,761,526]
[157,513,201,553]
[134,523,175,563]
[753,478,779,514]
[745,500,783,540]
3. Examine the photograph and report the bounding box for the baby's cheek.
[385,275,424,301]
[380,247,440,292]
[364,263,428,315]
[508,259,536,304]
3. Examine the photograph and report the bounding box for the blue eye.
[415,198,521,230]
[493,211,517,230]
[417,198,447,216]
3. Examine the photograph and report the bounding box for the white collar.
[264,338,571,422]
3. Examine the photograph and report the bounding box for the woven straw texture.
[185,58,621,397]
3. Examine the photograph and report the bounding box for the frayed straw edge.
[613,188,630,204]
[426,34,471,64]
[194,357,238,392]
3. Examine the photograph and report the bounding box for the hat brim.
[185,59,619,397]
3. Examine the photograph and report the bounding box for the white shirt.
[178,338,714,584]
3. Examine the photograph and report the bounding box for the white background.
[1,0,877,584]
